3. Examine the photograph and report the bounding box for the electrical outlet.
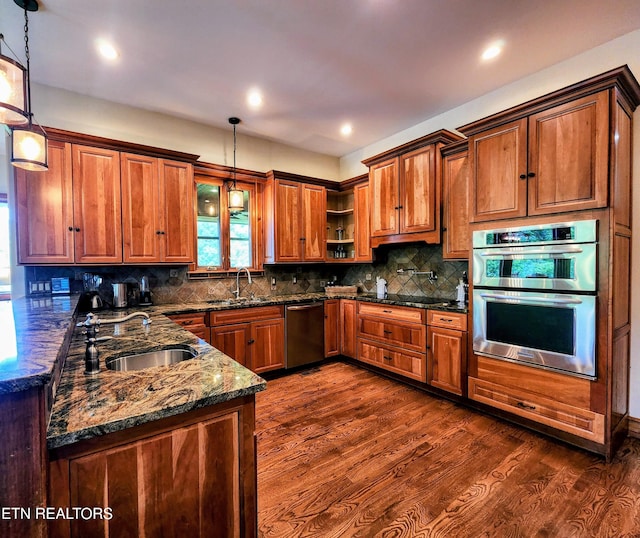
[365,273,372,281]
[320,280,326,288]
[270,277,277,290]
[169,269,179,278]
[292,275,297,284]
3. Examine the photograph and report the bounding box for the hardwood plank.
[256,362,640,537]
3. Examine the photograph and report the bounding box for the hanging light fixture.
[10,0,48,171]
[0,32,27,125]
[227,117,244,211]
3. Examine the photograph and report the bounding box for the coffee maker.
[139,276,152,305]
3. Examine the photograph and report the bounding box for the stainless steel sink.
[106,346,197,371]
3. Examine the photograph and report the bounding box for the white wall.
[341,29,640,419]
[31,85,341,181]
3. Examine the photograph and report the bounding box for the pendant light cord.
[23,4,33,125]
[232,122,237,188]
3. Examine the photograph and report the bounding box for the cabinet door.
[400,145,437,234]
[302,184,326,261]
[353,182,371,262]
[275,180,303,261]
[121,153,160,263]
[57,414,243,538]
[442,149,470,259]
[427,326,466,396]
[160,159,194,262]
[469,118,528,222]
[369,158,398,237]
[72,145,123,263]
[250,318,285,373]
[15,140,75,263]
[324,300,339,357]
[210,323,250,367]
[528,90,609,216]
[340,299,357,358]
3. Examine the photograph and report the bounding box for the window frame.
[193,175,261,273]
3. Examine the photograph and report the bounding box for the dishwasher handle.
[286,303,322,311]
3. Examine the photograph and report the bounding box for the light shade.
[228,187,244,211]
[0,53,28,125]
[11,124,48,171]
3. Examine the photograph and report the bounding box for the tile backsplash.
[24,243,467,305]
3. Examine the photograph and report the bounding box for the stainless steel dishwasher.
[285,302,325,369]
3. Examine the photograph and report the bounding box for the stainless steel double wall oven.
[472,220,598,378]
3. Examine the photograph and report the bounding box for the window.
[0,194,10,300]
[195,178,257,271]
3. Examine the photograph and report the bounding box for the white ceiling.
[1,0,640,157]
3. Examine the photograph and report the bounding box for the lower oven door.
[473,289,596,378]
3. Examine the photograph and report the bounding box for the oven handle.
[479,293,584,305]
[478,246,584,257]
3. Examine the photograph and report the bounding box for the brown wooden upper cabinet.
[363,130,462,248]
[459,89,610,222]
[15,127,199,266]
[264,172,326,263]
[121,153,194,263]
[16,141,123,264]
[441,140,470,260]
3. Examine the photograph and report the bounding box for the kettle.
[90,293,104,310]
[376,276,387,299]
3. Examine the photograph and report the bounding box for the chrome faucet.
[232,267,252,299]
[77,312,152,374]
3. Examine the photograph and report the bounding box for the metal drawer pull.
[382,309,393,313]
[439,317,454,323]
[383,355,392,360]
[383,330,392,334]
[516,401,536,411]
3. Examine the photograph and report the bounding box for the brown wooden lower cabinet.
[469,356,605,444]
[357,339,426,382]
[426,310,468,396]
[48,397,257,538]
[209,306,284,374]
[356,302,427,383]
[339,299,357,358]
[167,312,209,343]
[324,299,339,357]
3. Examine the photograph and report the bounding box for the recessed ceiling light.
[340,123,353,137]
[247,88,263,109]
[481,41,504,61]
[96,38,119,61]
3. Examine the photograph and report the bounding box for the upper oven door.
[473,243,596,292]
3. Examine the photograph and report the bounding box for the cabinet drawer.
[358,302,426,323]
[209,305,284,326]
[357,340,426,382]
[468,377,605,444]
[357,317,426,352]
[427,310,467,331]
[476,356,591,410]
[167,312,207,328]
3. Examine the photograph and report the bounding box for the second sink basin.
[106,346,197,371]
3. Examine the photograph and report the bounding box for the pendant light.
[0,33,27,125]
[227,117,244,211]
[10,0,48,171]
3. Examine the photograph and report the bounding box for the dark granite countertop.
[0,295,79,394]
[5,290,465,449]
[47,309,266,450]
[145,292,468,317]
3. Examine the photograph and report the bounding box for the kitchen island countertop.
[47,309,266,450]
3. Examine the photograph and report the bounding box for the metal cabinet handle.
[382,309,393,313]
[383,355,392,360]
[248,339,255,345]
[516,401,536,411]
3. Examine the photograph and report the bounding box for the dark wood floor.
[255,362,640,538]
